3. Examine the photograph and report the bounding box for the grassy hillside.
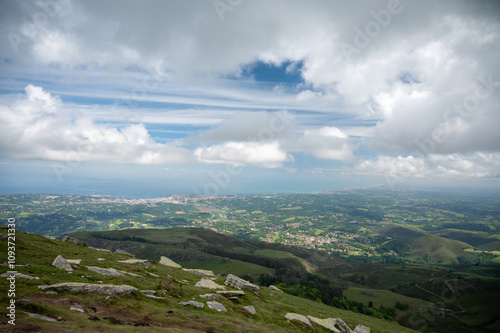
[0,228,415,332]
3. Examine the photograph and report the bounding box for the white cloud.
[0,85,191,164]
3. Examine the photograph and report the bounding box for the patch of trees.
[203,246,285,268]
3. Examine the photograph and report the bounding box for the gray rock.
[269,285,282,292]
[24,312,58,322]
[89,247,112,253]
[307,316,341,332]
[182,268,214,276]
[216,290,245,297]
[118,258,150,265]
[45,291,58,295]
[146,272,160,277]
[17,299,31,305]
[194,277,225,290]
[66,259,82,264]
[86,266,123,276]
[200,293,224,301]
[52,255,73,272]
[70,305,85,313]
[109,268,142,277]
[206,301,227,312]
[224,274,259,293]
[38,282,138,295]
[244,305,256,314]
[159,256,182,268]
[60,235,86,246]
[115,249,134,257]
[336,318,353,333]
[353,324,370,333]
[1,272,39,280]
[285,313,313,328]
[179,301,204,308]
[140,290,156,295]
[97,258,105,261]
[145,294,166,300]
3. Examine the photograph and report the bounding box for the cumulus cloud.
[0,85,191,164]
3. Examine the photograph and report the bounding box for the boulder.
[145,294,166,300]
[159,256,182,268]
[38,282,138,295]
[224,274,259,293]
[115,249,134,257]
[118,258,150,265]
[353,324,370,333]
[66,259,82,264]
[307,316,341,332]
[179,301,204,308]
[24,312,57,322]
[206,301,227,312]
[182,268,214,276]
[70,305,84,313]
[86,266,123,276]
[269,285,283,292]
[285,313,313,328]
[216,290,245,297]
[52,255,73,272]
[335,318,353,333]
[1,272,39,280]
[244,305,256,314]
[60,235,86,246]
[200,293,224,301]
[194,277,225,290]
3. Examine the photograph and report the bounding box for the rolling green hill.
[0,227,415,332]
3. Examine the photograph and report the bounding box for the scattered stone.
[353,324,370,333]
[140,290,156,295]
[1,272,39,280]
[60,235,86,246]
[182,268,214,276]
[146,272,160,277]
[216,290,245,297]
[105,296,115,300]
[194,277,225,290]
[200,293,224,301]
[159,256,182,268]
[335,318,353,333]
[17,299,31,306]
[86,266,123,276]
[145,294,166,300]
[118,258,150,266]
[269,285,282,292]
[24,312,57,322]
[39,282,138,295]
[307,316,341,333]
[244,305,256,314]
[52,255,74,272]
[224,274,259,293]
[90,247,112,253]
[111,268,142,277]
[285,313,313,328]
[206,301,227,312]
[97,258,105,261]
[115,249,134,257]
[179,301,204,308]
[45,291,58,295]
[70,305,85,313]
[66,259,82,264]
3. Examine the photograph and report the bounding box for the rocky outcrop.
[38,282,138,295]
[24,312,58,322]
[115,249,134,257]
[307,316,341,332]
[354,324,370,333]
[244,305,256,314]
[200,293,224,301]
[52,255,73,272]
[1,272,39,280]
[118,258,150,265]
[86,266,123,276]
[66,259,82,264]
[179,301,204,308]
[194,277,225,290]
[60,235,86,246]
[70,305,84,313]
[206,301,227,312]
[285,313,313,328]
[269,285,282,292]
[335,318,353,333]
[224,274,259,293]
[216,290,245,297]
[182,268,214,276]
[159,256,182,268]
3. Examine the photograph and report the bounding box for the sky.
[0,0,499,197]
